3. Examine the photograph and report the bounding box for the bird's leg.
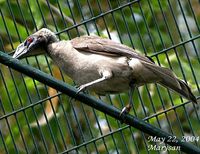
[77,77,106,93]
[120,83,135,117]
[76,70,112,94]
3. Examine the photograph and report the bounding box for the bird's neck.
[47,34,59,44]
[46,40,71,58]
[44,35,58,55]
[46,41,80,72]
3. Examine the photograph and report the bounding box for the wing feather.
[71,36,154,64]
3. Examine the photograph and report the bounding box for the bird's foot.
[120,106,131,116]
[75,85,87,95]
[119,104,132,123]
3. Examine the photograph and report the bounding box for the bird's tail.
[143,62,197,104]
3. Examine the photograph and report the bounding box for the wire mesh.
[0,0,199,153]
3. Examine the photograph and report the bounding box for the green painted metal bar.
[0,51,199,153]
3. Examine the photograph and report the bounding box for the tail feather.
[159,79,197,104]
[142,62,197,103]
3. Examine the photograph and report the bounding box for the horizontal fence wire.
[0,0,200,153]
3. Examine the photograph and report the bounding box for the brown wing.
[70,35,154,64]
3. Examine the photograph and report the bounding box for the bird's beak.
[13,43,28,59]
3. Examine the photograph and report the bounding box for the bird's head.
[13,28,58,59]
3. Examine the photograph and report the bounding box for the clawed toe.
[120,104,131,115]
[75,85,86,95]
[120,107,129,116]
[119,105,132,123]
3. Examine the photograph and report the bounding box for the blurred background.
[0,0,199,153]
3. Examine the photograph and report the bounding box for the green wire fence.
[0,0,200,153]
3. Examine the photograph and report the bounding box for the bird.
[12,28,197,115]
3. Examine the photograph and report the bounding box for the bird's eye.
[27,37,34,43]
[24,37,34,47]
